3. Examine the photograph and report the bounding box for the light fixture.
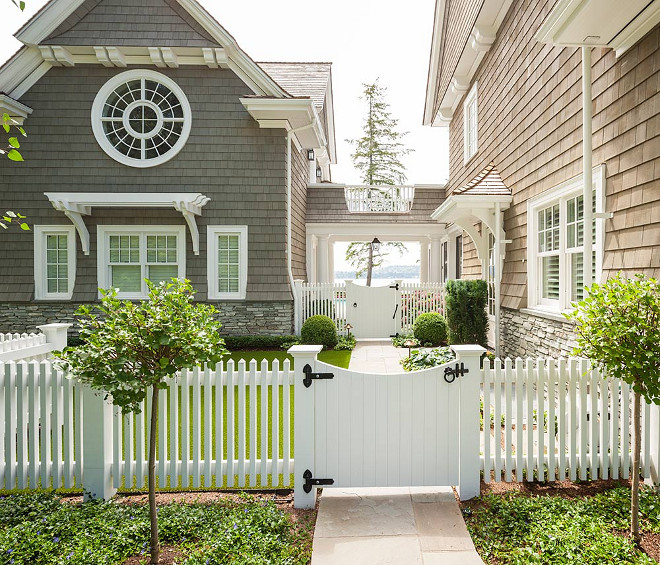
[404,338,416,358]
[307,149,315,161]
[345,323,353,338]
[371,237,381,253]
[316,166,322,179]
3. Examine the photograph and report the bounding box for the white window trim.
[97,225,186,299]
[207,225,248,301]
[91,69,192,169]
[527,164,606,313]
[34,225,76,300]
[463,82,478,164]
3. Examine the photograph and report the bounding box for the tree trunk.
[149,385,160,564]
[632,389,641,545]
[366,242,374,287]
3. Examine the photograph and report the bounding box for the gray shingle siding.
[43,0,221,47]
[0,65,293,304]
[291,145,308,280]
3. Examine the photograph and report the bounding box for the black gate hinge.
[444,362,469,384]
[303,364,334,388]
[389,283,400,290]
[303,469,334,493]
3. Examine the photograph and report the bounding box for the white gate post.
[293,280,304,335]
[81,386,117,501]
[289,345,323,509]
[452,344,486,500]
[37,323,71,351]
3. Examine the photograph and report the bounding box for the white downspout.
[582,47,593,291]
[494,202,502,359]
[287,123,315,334]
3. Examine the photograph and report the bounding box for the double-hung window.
[97,226,185,298]
[527,166,605,312]
[207,225,248,300]
[463,83,478,163]
[34,226,76,300]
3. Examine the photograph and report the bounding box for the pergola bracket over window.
[45,192,210,256]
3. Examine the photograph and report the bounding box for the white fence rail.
[0,324,70,362]
[481,357,653,483]
[296,281,445,337]
[344,185,415,213]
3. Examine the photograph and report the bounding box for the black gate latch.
[303,364,334,388]
[303,469,334,493]
[444,362,469,384]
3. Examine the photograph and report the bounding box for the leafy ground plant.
[400,346,454,372]
[0,491,314,564]
[462,484,660,564]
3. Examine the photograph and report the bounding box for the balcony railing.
[344,185,415,213]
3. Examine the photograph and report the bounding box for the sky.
[0,0,449,186]
[0,0,446,275]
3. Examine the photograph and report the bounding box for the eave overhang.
[535,0,660,57]
[45,192,210,256]
[0,93,32,123]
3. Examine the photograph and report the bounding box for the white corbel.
[148,47,167,68]
[46,196,91,255]
[39,46,74,67]
[93,47,114,67]
[470,25,496,52]
[107,47,127,68]
[160,48,179,68]
[173,194,211,256]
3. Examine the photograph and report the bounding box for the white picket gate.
[481,357,653,483]
[0,324,70,363]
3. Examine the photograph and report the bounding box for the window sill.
[520,307,575,325]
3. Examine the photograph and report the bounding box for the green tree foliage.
[0,210,29,231]
[10,0,26,11]
[345,80,412,285]
[446,279,489,347]
[1,113,27,162]
[566,273,660,544]
[56,279,226,565]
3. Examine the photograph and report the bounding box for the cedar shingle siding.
[0,66,291,303]
[43,0,220,47]
[446,0,659,308]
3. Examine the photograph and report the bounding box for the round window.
[92,70,192,167]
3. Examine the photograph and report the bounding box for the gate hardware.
[303,364,334,388]
[392,304,399,319]
[444,363,469,384]
[389,283,400,290]
[303,469,334,493]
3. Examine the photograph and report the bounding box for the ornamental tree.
[566,273,660,544]
[56,279,226,565]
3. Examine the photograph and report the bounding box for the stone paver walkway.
[311,487,484,565]
[348,340,408,373]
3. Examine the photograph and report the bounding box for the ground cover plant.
[400,346,454,371]
[0,491,315,565]
[461,481,660,564]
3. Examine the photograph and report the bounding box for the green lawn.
[225,348,352,369]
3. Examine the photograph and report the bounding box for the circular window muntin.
[91,70,192,168]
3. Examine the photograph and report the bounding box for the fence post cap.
[37,323,72,331]
[450,344,486,357]
[288,345,323,355]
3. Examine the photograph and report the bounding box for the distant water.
[335,278,420,286]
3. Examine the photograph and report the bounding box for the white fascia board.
[0,94,33,120]
[431,193,512,222]
[0,46,50,100]
[324,73,338,164]
[15,0,87,44]
[423,0,447,126]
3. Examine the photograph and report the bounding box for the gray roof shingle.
[257,62,331,111]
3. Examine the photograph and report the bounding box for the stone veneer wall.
[500,307,578,359]
[0,302,294,337]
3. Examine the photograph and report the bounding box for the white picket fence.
[295,281,445,336]
[481,357,653,483]
[0,324,71,362]
[344,185,415,213]
[1,359,294,491]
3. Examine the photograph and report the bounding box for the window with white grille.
[34,226,76,300]
[207,226,248,300]
[463,83,478,163]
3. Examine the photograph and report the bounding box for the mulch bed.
[459,478,660,563]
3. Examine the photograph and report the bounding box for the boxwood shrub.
[412,312,448,346]
[223,335,297,350]
[446,279,488,347]
[300,315,338,348]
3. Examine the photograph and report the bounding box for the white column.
[328,238,335,284]
[582,46,593,289]
[81,386,117,500]
[289,345,323,508]
[429,236,442,283]
[452,344,486,500]
[420,238,430,283]
[317,235,329,283]
[495,203,502,359]
[447,235,457,280]
[37,323,71,351]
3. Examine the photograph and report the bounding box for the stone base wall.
[0,301,294,337]
[500,307,578,358]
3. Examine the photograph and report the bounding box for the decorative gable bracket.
[45,192,210,256]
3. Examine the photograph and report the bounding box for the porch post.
[289,345,323,509]
[317,235,330,283]
[328,238,335,284]
[420,238,430,283]
[582,46,593,289]
[494,203,502,359]
[429,236,442,283]
[452,344,486,500]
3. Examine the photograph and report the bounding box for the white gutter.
[287,123,316,334]
[582,47,593,290]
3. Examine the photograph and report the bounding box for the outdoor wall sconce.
[307,149,315,161]
[316,166,322,178]
[371,237,381,253]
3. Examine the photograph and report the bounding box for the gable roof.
[453,162,511,196]
[41,0,221,47]
[257,62,331,112]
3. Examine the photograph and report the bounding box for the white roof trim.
[44,192,210,256]
[0,94,33,121]
[431,193,512,224]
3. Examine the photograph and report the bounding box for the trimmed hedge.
[300,315,338,348]
[223,335,297,350]
[446,279,489,347]
[412,312,448,346]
